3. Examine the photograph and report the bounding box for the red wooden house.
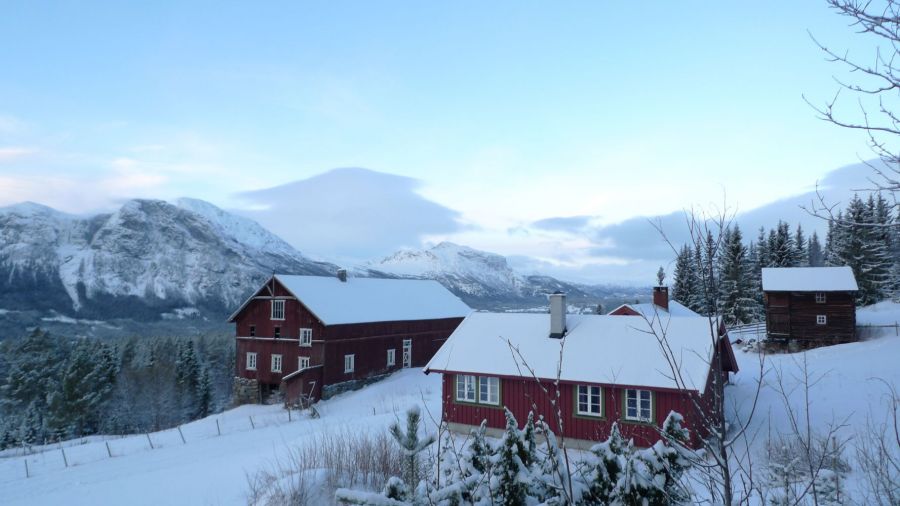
[229,271,470,404]
[424,293,737,449]
[607,285,700,318]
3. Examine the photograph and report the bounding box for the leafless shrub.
[854,381,900,506]
[246,429,404,506]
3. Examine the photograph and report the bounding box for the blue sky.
[0,2,882,282]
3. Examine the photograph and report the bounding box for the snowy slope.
[0,369,442,506]
[0,199,335,320]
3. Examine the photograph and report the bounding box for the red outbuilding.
[425,293,738,449]
[229,271,471,405]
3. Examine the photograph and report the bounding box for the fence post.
[146,433,154,450]
[60,447,69,468]
[105,441,112,458]
[249,416,255,429]
[177,426,186,445]
[216,419,221,436]
[24,459,29,478]
[288,407,291,422]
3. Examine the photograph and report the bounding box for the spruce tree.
[389,405,435,491]
[808,231,824,267]
[718,225,758,325]
[584,423,627,504]
[794,224,808,266]
[493,409,528,506]
[671,244,699,310]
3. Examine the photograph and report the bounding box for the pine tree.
[492,409,528,506]
[671,244,699,311]
[196,366,213,419]
[808,231,824,267]
[794,224,808,266]
[175,340,200,422]
[718,225,758,325]
[584,423,627,504]
[756,227,771,268]
[769,221,797,267]
[389,405,436,492]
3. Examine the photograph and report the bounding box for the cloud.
[0,147,37,162]
[232,168,465,261]
[530,215,594,233]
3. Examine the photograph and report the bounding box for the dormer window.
[271,299,285,320]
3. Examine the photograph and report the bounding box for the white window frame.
[344,354,355,374]
[298,356,310,370]
[246,352,257,371]
[816,314,827,325]
[815,292,827,304]
[387,348,396,367]
[271,354,282,373]
[478,376,500,405]
[455,374,477,403]
[576,385,603,417]
[271,299,285,320]
[625,389,653,422]
[299,328,313,347]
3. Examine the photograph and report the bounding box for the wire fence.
[0,406,307,483]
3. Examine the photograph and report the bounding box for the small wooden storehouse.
[229,271,471,405]
[761,266,858,347]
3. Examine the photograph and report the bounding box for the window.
[479,376,500,405]
[817,314,827,325]
[625,389,653,422]
[455,374,477,402]
[249,325,256,337]
[271,299,285,320]
[815,292,827,304]
[298,356,310,370]
[271,354,282,373]
[387,349,396,367]
[246,352,257,371]
[577,385,602,417]
[273,326,281,339]
[344,354,355,373]
[300,328,313,346]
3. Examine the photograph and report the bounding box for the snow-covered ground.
[0,369,442,506]
[3,302,898,505]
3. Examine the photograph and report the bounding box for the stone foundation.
[232,377,260,405]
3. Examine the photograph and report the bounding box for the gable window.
[273,326,281,339]
[249,325,256,337]
[479,376,500,405]
[271,354,282,373]
[271,299,285,320]
[246,352,257,371]
[816,314,827,325]
[344,354,355,373]
[576,385,603,417]
[387,349,396,367]
[299,356,310,370]
[300,328,313,346]
[815,292,827,304]
[625,389,653,422]
[455,374,477,403]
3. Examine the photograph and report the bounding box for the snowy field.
[0,369,443,506]
[2,302,898,505]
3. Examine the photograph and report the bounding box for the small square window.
[249,325,256,337]
[387,349,396,367]
[271,299,285,320]
[815,292,826,304]
[344,354,355,373]
[271,354,282,373]
[273,326,281,339]
[298,356,310,370]
[246,352,257,371]
[455,375,476,402]
[816,315,827,325]
[300,328,312,346]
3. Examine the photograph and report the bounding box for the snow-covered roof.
[425,312,720,393]
[761,266,858,292]
[267,275,472,325]
[609,300,700,318]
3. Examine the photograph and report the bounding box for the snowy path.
[0,369,442,506]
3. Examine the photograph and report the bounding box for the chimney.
[337,268,347,282]
[549,291,567,339]
[653,285,669,312]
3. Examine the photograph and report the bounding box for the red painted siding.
[439,374,708,448]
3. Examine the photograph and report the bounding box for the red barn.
[425,293,737,449]
[229,271,471,405]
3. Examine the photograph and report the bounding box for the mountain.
[0,199,335,324]
[366,241,643,310]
